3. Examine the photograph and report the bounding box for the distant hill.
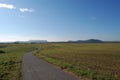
[68,39,103,43]
[1,39,120,44]
[14,40,48,44]
[28,40,48,43]
[84,39,103,43]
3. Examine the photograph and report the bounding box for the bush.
[0,50,5,53]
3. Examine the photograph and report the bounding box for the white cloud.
[91,16,96,20]
[19,8,34,12]
[0,3,16,9]
[0,3,34,13]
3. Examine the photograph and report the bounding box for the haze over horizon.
[0,0,120,42]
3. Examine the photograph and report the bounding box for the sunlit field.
[34,43,120,80]
[0,44,36,80]
[1,43,120,80]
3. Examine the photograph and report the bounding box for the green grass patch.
[0,44,37,80]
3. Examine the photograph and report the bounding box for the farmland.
[34,43,120,80]
[0,44,36,80]
[0,43,120,80]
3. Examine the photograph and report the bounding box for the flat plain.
[34,43,120,80]
[0,43,120,80]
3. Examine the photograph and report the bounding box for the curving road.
[22,52,80,80]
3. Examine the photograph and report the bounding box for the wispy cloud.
[19,8,34,12]
[0,3,35,13]
[91,16,97,20]
[0,3,16,9]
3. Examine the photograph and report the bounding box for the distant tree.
[14,42,20,44]
[30,42,36,44]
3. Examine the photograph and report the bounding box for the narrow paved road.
[22,52,80,80]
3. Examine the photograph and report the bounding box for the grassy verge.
[0,44,36,80]
[34,43,120,80]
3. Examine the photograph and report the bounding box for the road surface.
[22,52,80,80]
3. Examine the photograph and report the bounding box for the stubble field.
[35,43,120,80]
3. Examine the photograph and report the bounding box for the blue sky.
[0,0,120,42]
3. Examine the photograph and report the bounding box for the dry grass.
[35,43,120,80]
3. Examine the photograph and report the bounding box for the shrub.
[0,50,5,53]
